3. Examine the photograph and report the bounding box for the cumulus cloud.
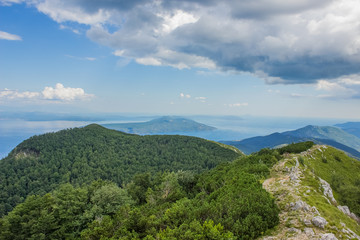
[11,0,360,84]
[0,31,22,41]
[0,88,40,99]
[0,0,24,6]
[0,83,94,102]
[315,74,360,99]
[42,83,93,100]
[180,93,191,99]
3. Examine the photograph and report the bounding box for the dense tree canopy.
[0,124,240,217]
[0,148,282,239]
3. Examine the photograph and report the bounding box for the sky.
[1,0,360,119]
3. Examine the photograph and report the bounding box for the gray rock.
[304,228,314,236]
[338,205,351,215]
[291,200,310,212]
[303,219,312,226]
[311,206,320,215]
[319,178,337,204]
[312,216,327,229]
[321,233,338,240]
[338,205,360,222]
[288,227,301,234]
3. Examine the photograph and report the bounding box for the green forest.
[0,143,292,239]
[0,125,333,239]
[0,124,239,217]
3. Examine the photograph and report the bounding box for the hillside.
[222,125,360,158]
[262,145,360,239]
[0,139,282,240]
[102,116,216,134]
[335,122,360,138]
[0,124,239,217]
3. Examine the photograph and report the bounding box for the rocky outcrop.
[338,205,360,223]
[312,216,327,229]
[290,200,310,212]
[319,177,337,204]
[320,233,338,240]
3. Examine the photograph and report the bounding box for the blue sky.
[1,0,360,119]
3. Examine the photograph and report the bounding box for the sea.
[0,114,350,159]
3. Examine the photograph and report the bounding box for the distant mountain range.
[222,125,360,159]
[102,116,216,134]
[335,122,360,138]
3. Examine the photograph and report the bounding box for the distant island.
[102,116,216,134]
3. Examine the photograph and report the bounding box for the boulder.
[304,228,314,236]
[320,233,338,240]
[290,200,310,211]
[312,216,327,229]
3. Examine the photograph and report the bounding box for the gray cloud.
[15,0,360,85]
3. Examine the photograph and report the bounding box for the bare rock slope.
[262,145,360,239]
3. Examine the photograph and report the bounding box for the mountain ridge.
[222,125,360,159]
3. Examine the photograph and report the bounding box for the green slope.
[302,146,360,216]
[0,124,239,217]
[102,116,216,134]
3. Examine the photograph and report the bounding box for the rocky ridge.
[262,145,360,239]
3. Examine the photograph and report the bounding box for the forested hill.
[0,124,240,217]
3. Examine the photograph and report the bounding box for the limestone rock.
[290,200,310,212]
[288,227,301,234]
[304,228,314,236]
[312,216,327,229]
[303,219,312,226]
[338,205,360,222]
[321,233,338,240]
[319,178,337,204]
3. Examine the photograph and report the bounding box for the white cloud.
[157,10,199,34]
[0,31,22,41]
[59,24,80,34]
[65,55,96,61]
[180,93,191,98]
[0,83,94,102]
[0,88,40,99]
[195,96,207,103]
[135,57,162,66]
[195,97,206,100]
[0,0,24,6]
[36,0,111,25]
[8,0,360,84]
[315,74,360,98]
[42,83,93,101]
[226,103,249,107]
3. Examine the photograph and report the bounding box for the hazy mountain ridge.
[335,122,360,138]
[222,125,360,159]
[102,116,216,134]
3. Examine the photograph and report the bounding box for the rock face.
[290,200,310,212]
[312,216,327,229]
[338,205,360,223]
[320,233,338,240]
[319,177,337,204]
